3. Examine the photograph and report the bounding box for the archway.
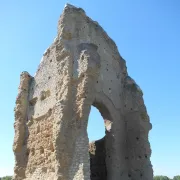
[87,102,113,180]
[87,106,105,142]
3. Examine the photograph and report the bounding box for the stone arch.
[88,101,110,180]
[88,94,121,180]
[91,93,128,180]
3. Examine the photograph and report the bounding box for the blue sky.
[0,0,180,178]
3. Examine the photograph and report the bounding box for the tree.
[173,176,180,180]
[1,176,12,180]
[154,176,171,180]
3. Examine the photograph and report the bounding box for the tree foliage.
[173,176,180,180]
[154,176,180,180]
[154,176,171,180]
[0,176,12,180]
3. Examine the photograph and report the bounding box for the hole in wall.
[26,149,30,157]
[31,148,35,156]
[50,142,54,152]
[40,146,44,154]
[88,105,109,180]
[87,106,105,142]
[36,124,40,134]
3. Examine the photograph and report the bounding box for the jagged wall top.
[57,3,122,62]
[13,3,153,180]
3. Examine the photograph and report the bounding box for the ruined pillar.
[13,72,32,179]
[13,3,153,180]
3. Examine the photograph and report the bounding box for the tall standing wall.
[13,4,153,180]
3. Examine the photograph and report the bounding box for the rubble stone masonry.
[13,4,153,180]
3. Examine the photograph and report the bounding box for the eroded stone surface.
[13,3,153,180]
[89,138,107,180]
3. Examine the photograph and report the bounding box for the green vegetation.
[0,176,12,180]
[154,176,180,180]
[173,176,180,180]
[154,176,171,180]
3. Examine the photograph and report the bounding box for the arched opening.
[87,102,112,180]
[87,106,105,142]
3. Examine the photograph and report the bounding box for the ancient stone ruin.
[13,4,153,180]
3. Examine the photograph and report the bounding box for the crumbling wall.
[13,3,153,180]
[122,76,153,179]
[13,72,32,179]
[89,138,107,180]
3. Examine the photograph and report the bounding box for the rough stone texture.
[13,3,153,180]
[89,138,107,180]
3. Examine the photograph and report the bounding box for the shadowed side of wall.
[89,138,107,180]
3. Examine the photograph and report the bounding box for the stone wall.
[89,138,107,180]
[13,3,153,180]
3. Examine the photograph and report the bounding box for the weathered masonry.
[13,4,153,180]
